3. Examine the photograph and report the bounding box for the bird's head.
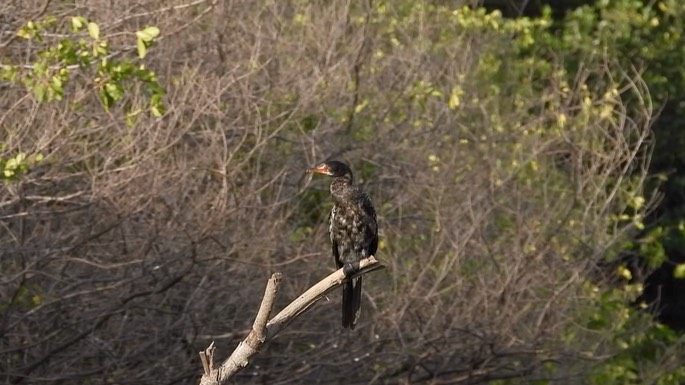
[305,160,352,179]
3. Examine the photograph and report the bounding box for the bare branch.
[266,256,383,338]
[198,256,384,385]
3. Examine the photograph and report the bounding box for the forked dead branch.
[198,256,384,385]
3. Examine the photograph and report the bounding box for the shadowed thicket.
[0,1,661,384]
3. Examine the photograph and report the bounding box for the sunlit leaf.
[448,87,462,109]
[105,82,124,101]
[137,38,147,58]
[87,22,100,40]
[71,16,87,32]
[135,26,160,42]
[617,266,632,280]
[674,263,685,279]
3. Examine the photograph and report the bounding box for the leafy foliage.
[2,16,165,116]
[0,152,42,182]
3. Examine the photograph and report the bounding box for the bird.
[306,160,378,329]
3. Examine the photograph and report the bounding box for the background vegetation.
[2,0,685,384]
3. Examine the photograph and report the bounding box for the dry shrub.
[0,1,654,384]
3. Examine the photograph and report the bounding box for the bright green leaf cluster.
[16,17,56,41]
[4,17,165,117]
[576,279,685,385]
[0,152,43,182]
[135,26,161,59]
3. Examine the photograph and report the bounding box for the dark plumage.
[306,161,378,329]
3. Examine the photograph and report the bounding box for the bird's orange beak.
[305,163,331,175]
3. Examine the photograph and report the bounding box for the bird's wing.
[332,238,343,268]
[330,206,343,269]
[368,226,379,257]
[363,194,379,257]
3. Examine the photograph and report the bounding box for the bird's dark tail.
[342,276,362,329]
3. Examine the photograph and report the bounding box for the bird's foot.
[342,262,360,278]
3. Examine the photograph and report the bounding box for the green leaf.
[1,65,19,82]
[43,16,57,26]
[33,61,48,76]
[105,82,124,101]
[150,93,165,117]
[50,76,64,100]
[99,87,113,111]
[135,26,160,42]
[674,263,685,279]
[448,86,463,110]
[51,76,62,89]
[137,38,147,58]
[126,110,142,127]
[33,84,46,101]
[94,40,108,57]
[354,99,368,113]
[17,26,32,39]
[617,265,632,280]
[150,105,163,117]
[87,22,100,40]
[71,16,87,32]
[5,154,24,170]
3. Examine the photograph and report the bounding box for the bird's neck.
[330,176,354,203]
